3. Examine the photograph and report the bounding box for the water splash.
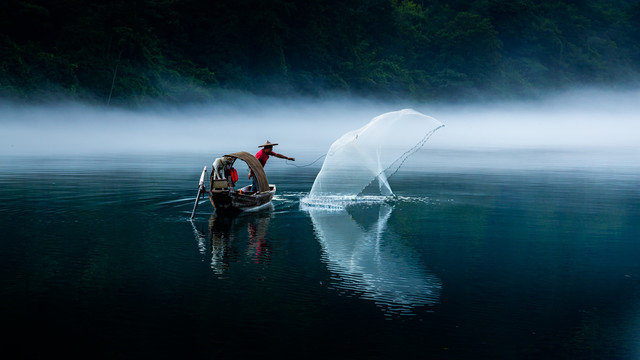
[300,194,390,211]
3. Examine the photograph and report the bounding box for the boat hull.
[209,185,276,212]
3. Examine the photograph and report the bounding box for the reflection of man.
[247,216,271,262]
[248,140,295,192]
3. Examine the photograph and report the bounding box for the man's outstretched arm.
[274,153,295,161]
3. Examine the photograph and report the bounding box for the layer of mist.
[1,88,639,172]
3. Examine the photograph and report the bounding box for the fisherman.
[249,140,295,192]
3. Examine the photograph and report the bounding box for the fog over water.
[2,90,640,359]
[1,88,639,171]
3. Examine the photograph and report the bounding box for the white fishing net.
[308,109,444,198]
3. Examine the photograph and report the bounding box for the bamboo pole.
[190,166,207,219]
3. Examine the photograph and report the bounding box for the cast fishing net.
[308,109,444,198]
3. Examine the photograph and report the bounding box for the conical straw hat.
[258,140,278,147]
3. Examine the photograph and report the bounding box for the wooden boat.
[209,183,276,212]
[190,151,275,218]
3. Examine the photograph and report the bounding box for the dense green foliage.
[1,0,639,104]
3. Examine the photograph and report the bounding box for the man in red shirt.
[249,140,295,192]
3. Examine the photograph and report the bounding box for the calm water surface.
[1,152,639,359]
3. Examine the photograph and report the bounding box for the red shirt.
[255,149,278,167]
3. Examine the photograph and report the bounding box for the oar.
[190,166,207,219]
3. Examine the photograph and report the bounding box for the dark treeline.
[1,0,639,105]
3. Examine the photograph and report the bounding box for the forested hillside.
[1,0,639,105]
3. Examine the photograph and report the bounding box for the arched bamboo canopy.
[226,151,270,192]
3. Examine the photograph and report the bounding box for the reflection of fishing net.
[307,204,442,313]
[309,109,444,197]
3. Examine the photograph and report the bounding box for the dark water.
[1,153,639,359]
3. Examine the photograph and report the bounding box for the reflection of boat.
[191,152,275,217]
[305,203,441,315]
[192,208,273,274]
